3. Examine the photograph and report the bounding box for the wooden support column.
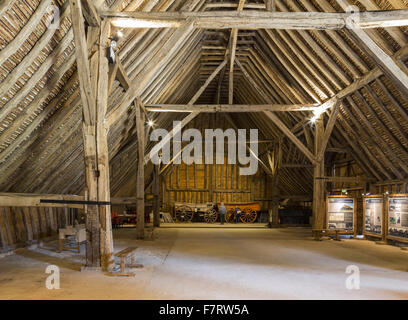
[69,0,113,271]
[96,21,114,271]
[313,116,325,230]
[268,141,281,227]
[135,99,145,239]
[153,164,160,228]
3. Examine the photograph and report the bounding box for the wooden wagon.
[218,202,261,224]
[174,202,218,223]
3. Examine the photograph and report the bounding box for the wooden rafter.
[224,114,273,176]
[143,57,229,164]
[335,0,408,95]
[106,20,195,127]
[316,100,340,162]
[264,112,318,165]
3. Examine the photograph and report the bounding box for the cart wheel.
[226,209,235,223]
[204,209,218,223]
[240,208,257,224]
[175,205,194,222]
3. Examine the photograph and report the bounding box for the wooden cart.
[219,202,261,224]
[174,202,218,223]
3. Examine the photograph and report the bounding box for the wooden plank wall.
[0,206,76,253]
[162,159,272,212]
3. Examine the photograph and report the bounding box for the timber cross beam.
[101,10,408,30]
[144,104,320,112]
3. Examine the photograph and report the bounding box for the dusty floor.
[0,227,408,300]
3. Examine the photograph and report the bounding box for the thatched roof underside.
[0,0,407,198]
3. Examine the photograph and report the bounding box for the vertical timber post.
[96,20,114,271]
[153,164,160,227]
[268,140,281,227]
[70,0,113,270]
[135,99,145,239]
[313,116,325,230]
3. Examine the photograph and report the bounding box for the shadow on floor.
[15,248,82,272]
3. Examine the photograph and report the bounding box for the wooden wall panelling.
[0,207,10,249]
[29,207,40,241]
[38,207,47,237]
[22,207,33,243]
[14,207,27,245]
[5,208,17,245]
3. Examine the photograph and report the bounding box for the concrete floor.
[0,227,408,300]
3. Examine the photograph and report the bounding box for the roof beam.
[145,104,319,112]
[116,58,131,91]
[0,192,85,209]
[224,114,273,176]
[144,111,199,165]
[235,58,318,165]
[143,57,228,165]
[337,0,408,94]
[80,0,101,26]
[104,10,408,30]
[316,100,340,162]
[106,20,195,128]
[312,42,408,113]
[190,59,228,104]
[204,2,266,10]
[69,0,95,125]
[316,176,377,183]
[0,0,53,66]
[229,0,246,104]
[264,111,318,165]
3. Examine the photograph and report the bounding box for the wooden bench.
[312,229,345,241]
[106,247,143,277]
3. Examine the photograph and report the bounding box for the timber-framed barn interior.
[1,0,408,300]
